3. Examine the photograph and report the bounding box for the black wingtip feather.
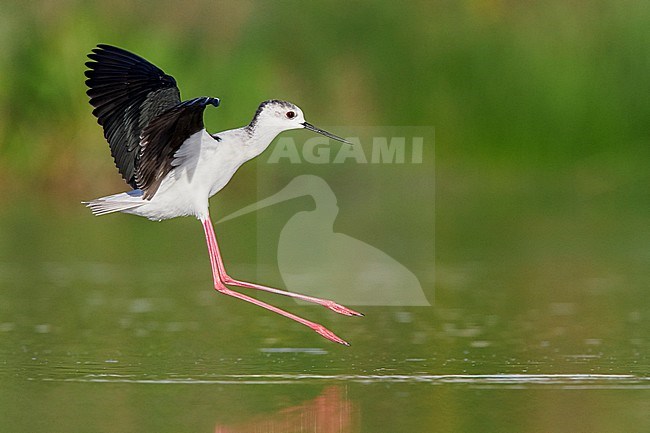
[85,44,182,190]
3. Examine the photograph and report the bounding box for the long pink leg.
[202,218,363,317]
[201,217,352,346]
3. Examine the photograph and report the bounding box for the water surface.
[1,174,648,432]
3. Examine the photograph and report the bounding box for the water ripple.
[32,373,650,388]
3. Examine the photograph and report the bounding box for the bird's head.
[250,99,351,144]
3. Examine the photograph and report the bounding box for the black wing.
[136,97,220,199]
[85,44,182,189]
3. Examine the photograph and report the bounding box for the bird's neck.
[239,123,284,160]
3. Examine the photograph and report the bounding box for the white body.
[87,118,290,221]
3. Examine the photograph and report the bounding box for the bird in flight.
[84,44,362,345]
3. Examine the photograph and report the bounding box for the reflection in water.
[218,175,429,306]
[214,386,358,433]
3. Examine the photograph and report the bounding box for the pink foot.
[322,300,364,317]
[313,325,351,346]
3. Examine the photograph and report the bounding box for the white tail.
[83,191,144,216]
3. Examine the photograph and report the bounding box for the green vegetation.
[1,1,649,201]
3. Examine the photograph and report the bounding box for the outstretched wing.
[85,44,181,189]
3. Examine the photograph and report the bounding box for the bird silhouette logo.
[218,175,430,306]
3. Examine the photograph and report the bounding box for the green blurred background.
[2,0,649,195]
[1,1,649,432]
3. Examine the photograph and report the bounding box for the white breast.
[127,129,249,221]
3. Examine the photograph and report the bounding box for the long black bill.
[302,122,352,144]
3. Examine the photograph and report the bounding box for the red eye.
[286,111,296,119]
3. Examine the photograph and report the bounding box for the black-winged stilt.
[83,44,362,345]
